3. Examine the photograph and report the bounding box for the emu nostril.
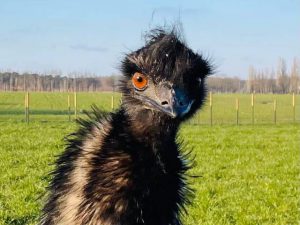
[161,101,169,106]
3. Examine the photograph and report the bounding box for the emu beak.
[154,86,194,118]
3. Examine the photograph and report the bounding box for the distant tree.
[268,70,274,93]
[290,58,299,93]
[247,66,255,93]
[276,58,290,93]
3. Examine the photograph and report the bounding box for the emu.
[40,28,212,225]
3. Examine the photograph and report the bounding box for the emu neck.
[122,106,179,147]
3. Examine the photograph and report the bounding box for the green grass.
[0,92,121,121]
[0,92,299,124]
[0,121,299,225]
[182,125,299,224]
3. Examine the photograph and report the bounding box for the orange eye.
[132,72,148,90]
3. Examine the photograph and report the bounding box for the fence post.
[274,99,277,125]
[68,94,71,121]
[251,93,254,125]
[210,92,212,126]
[27,92,30,123]
[24,93,27,123]
[236,98,239,125]
[25,92,29,123]
[111,95,114,110]
[120,93,123,104]
[293,93,295,123]
[74,92,77,119]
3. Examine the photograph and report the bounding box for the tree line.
[208,57,299,93]
[247,58,299,94]
[0,58,299,93]
[0,72,116,92]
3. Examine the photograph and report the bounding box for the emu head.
[120,29,212,124]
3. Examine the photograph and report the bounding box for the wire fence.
[0,92,299,125]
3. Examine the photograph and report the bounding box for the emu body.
[41,29,211,225]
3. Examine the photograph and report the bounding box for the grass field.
[0,92,299,124]
[0,121,299,225]
[0,93,299,224]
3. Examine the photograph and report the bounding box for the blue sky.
[0,0,299,78]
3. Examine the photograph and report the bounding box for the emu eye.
[132,72,148,90]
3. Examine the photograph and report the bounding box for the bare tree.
[290,57,300,93]
[247,66,255,93]
[276,58,290,93]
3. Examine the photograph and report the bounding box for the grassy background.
[0,92,299,124]
[0,122,299,225]
[0,92,121,121]
[0,92,299,224]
